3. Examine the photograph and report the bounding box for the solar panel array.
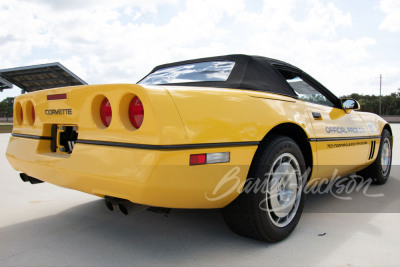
[0,77,13,91]
[0,62,87,92]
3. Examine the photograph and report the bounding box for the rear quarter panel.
[166,86,316,144]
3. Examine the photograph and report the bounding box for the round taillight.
[128,96,144,129]
[100,98,112,127]
[32,106,35,124]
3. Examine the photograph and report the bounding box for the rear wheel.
[222,136,307,242]
[359,129,392,185]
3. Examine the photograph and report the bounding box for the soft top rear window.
[139,61,235,85]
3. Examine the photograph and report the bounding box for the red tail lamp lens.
[20,106,23,122]
[100,98,112,127]
[129,96,144,129]
[32,106,35,124]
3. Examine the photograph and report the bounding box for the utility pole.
[379,74,382,115]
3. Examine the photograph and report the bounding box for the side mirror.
[341,98,360,111]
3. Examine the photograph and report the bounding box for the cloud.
[0,0,398,100]
[379,0,400,32]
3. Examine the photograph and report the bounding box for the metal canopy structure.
[0,62,87,93]
[0,77,13,91]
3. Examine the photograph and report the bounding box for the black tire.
[222,135,307,242]
[359,129,392,185]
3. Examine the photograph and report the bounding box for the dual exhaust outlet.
[20,173,44,184]
[104,196,149,215]
[104,196,171,216]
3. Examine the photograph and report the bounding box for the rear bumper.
[6,136,257,208]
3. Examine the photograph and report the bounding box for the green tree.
[0,97,14,119]
[342,91,400,115]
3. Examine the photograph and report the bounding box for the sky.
[1,0,399,101]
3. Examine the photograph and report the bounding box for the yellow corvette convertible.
[6,55,393,242]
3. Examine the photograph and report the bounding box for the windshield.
[139,61,235,85]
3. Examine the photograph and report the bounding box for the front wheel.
[222,136,307,242]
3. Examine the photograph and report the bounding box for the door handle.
[312,112,322,119]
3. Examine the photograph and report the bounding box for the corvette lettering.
[45,109,72,115]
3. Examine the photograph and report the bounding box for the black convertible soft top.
[138,54,339,105]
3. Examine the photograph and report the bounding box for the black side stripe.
[12,133,381,148]
[308,135,381,142]
[11,133,52,140]
[76,140,260,150]
[11,133,259,150]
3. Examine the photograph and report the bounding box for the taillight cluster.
[98,96,144,129]
[15,101,35,126]
[15,95,145,130]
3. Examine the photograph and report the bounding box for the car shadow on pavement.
[304,166,400,213]
[0,171,399,266]
[0,199,263,266]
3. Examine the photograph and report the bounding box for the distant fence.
[0,117,12,122]
[380,116,400,123]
